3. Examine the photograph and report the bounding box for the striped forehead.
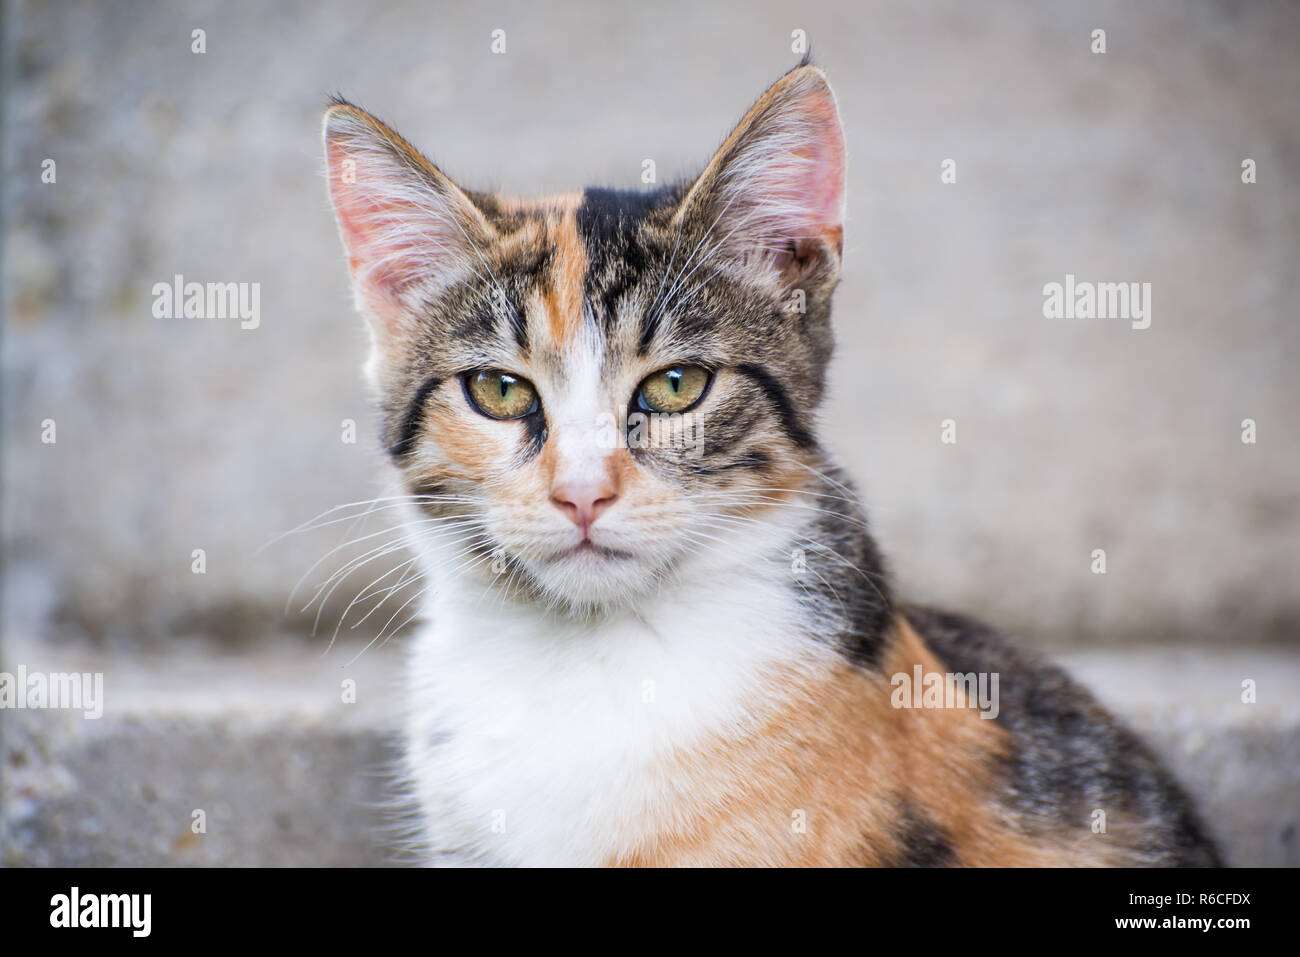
[485,192,585,350]
[478,186,679,360]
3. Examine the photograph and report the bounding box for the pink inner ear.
[795,91,847,250]
[327,139,410,302]
[710,81,848,272]
[760,89,845,252]
[325,133,479,337]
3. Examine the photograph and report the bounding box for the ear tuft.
[322,103,488,337]
[677,65,847,291]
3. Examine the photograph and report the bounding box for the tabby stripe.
[388,375,443,461]
[688,449,771,474]
[735,363,816,448]
[886,802,957,868]
[505,298,529,350]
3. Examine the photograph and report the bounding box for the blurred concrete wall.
[3,0,1298,649]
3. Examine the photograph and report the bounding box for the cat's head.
[322,64,847,612]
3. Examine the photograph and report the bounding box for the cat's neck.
[413,483,824,652]
[404,462,892,667]
[398,475,890,865]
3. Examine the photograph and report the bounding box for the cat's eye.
[464,370,539,420]
[635,365,711,414]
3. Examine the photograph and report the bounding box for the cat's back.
[903,604,1222,867]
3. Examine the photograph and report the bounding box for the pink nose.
[551,478,618,534]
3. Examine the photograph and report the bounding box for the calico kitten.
[321,63,1220,867]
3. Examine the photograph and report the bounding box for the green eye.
[465,370,538,420]
[636,365,710,413]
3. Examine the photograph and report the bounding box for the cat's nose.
[551,478,618,535]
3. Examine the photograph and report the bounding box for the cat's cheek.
[622,475,681,527]
[418,402,521,484]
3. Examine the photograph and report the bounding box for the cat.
[321,61,1221,867]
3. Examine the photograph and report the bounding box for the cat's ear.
[322,100,490,339]
[675,65,846,294]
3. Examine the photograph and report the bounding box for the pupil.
[667,370,681,393]
[499,377,510,399]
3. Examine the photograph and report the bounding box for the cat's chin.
[516,540,661,612]
[553,541,635,562]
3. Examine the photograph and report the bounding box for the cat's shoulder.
[901,602,1222,866]
[902,601,1138,741]
[902,604,1074,689]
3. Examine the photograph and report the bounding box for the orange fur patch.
[417,400,505,483]
[488,192,588,348]
[609,615,1129,867]
[547,205,588,346]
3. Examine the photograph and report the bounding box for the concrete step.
[3,636,1296,866]
[2,636,402,867]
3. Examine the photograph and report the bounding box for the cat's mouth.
[552,540,634,562]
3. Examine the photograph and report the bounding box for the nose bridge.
[545,346,623,531]
[531,198,612,489]
[549,351,617,489]
[553,419,612,486]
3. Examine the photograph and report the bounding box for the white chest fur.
[400,514,834,866]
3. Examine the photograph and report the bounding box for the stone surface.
[3,0,1299,651]
[3,636,1296,866]
[2,636,406,867]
